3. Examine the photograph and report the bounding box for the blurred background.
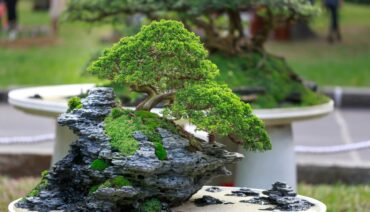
[0,0,369,211]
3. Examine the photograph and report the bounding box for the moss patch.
[100,176,132,188]
[211,53,330,108]
[67,96,82,112]
[89,176,132,194]
[104,109,176,159]
[26,170,48,197]
[88,184,100,194]
[139,198,162,212]
[90,159,109,171]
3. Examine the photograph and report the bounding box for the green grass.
[1,176,369,212]
[0,0,106,88]
[298,183,370,212]
[266,3,370,87]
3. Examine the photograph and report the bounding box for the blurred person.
[0,0,7,30]
[50,0,66,36]
[4,0,18,40]
[324,0,343,43]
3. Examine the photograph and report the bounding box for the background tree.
[67,0,318,54]
[89,20,271,151]
[69,0,328,109]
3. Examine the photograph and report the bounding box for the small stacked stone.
[242,182,314,211]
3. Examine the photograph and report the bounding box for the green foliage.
[90,159,110,171]
[67,96,82,112]
[67,0,317,24]
[104,108,173,159]
[165,82,271,151]
[100,176,132,188]
[256,0,319,21]
[93,20,271,152]
[139,198,162,212]
[26,170,48,197]
[89,20,218,93]
[212,53,330,108]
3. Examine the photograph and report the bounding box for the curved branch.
[228,133,244,145]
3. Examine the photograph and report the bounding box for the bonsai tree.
[14,17,314,212]
[68,0,328,108]
[89,20,270,151]
[16,20,273,212]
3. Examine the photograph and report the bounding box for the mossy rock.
[104,108,177,159]
[211,53,330,109]
[139,199,162,212]
[67,96,82,112]
[26,170,48,197]
[90,159,110,171]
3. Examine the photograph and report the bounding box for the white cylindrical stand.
[235,125,296,189]
[8,84,95,165]
[52,123,78,164]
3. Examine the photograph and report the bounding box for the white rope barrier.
[295,140,370,154]
[0,134,54,144]
[1,133,370,154]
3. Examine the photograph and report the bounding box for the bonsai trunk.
[251,7,274,52]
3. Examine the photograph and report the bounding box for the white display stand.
[9,186,326,212]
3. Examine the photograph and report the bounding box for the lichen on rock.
[16,87,243,211]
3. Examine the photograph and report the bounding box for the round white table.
[9,186,326,212]
[8,84,334,188]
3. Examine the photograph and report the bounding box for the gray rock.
[205,187,223,193]
[242,182,314,211]
[16,87,243,211]
[194,195,223,207]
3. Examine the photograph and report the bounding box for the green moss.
[104,110,140,156]
[27,170,48,197]
[100,176,132,189]
[104,109,173,159]
[211,53,330,108]
[154,143,167,160]
[89,184,100,194]
[111,107,125,119]
[67,96,82,112]
[90,159,109,171]
[139,199,162,212]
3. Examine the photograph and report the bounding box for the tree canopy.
[89,20,271,151]
[89,20,218,110]
[67,0,318,53]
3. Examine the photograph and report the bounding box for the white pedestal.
[235,125,296,189]
[52,123,78,164]
[9,186,327,212]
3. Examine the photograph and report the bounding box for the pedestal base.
[235,125,296,189]
[52,122,77,165]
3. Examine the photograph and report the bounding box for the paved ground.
[1,103,370,167]
[0,104,54,155]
